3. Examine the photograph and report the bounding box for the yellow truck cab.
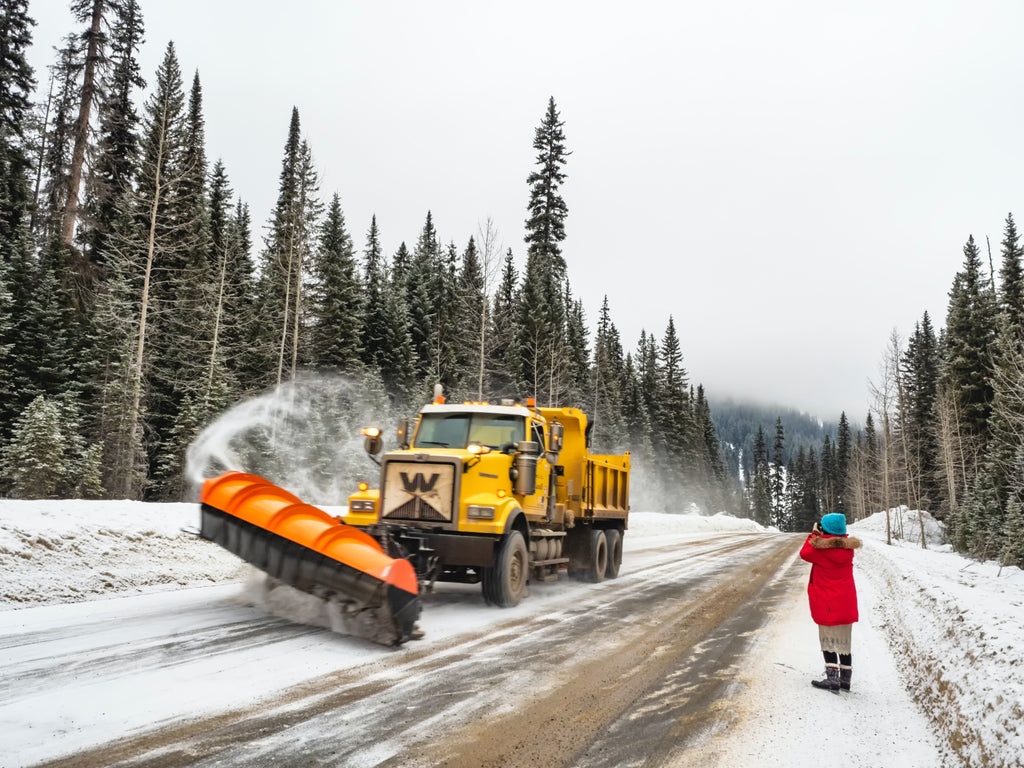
[347,398,630,607]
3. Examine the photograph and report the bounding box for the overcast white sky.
[25,1,1024,421]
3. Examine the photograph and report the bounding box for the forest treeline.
[733,222,1024,568]
[2,1,1023,570]
[0,0,737,513]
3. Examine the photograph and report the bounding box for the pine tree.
[998,213,1024,342]
[429,240,460,390]
[658,316,690,491]
[487,249,519,397]
[621,352,653,465]
[308,192,362,372]
[524,96,569,276]
[562,283,589,407]
[0,0,38,439]
[96,41,186,497]
[518,97,570,403]
[407,211,439,382]
[35,38,82,245]
[360,215,387,371]
[379,250,416,405]
[81,0,143,267]
[901,313,941,510]
[835,412,851,514]
[259,108,322,388]
[591,296,625,451]
[457,235,486,398]
[771,418,786,527]
[0,395,66,498]
[943,235,998,438]
[750,424,772,526]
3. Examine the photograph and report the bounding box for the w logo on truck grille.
[383,461,456,523]
[400,472,440,494]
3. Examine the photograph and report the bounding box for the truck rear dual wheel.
[482,530,528,607]
[605,528,623,579]
[585,529,608,583]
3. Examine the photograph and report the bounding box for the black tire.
[605,528,623,579]
[482,530,529,607]
[586,529,608,583]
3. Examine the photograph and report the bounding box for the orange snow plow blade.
[200,471,420,645]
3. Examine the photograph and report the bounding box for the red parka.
[799,533,861,626]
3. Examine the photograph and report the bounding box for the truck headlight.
[349,500,375,512]
[466,505,496,519]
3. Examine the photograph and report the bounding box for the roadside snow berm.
[199,471,421,646]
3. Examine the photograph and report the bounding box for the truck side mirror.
[549,421,564,453]
[361,427,383,456]
[397,419,409,450]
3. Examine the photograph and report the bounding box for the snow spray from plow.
[200,471,420,646]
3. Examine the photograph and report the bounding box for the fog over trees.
[2,1,1023,569]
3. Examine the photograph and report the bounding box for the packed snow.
[1,499,1021,767]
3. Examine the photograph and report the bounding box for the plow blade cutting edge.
[199,471,420,646]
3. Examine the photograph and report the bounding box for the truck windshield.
[414,413,526,450]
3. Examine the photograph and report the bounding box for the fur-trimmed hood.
[809,534,862,550]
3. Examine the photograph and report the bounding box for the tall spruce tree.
[487,249,519,397]
[360,215,387,372]
[82,0,143,267]
[308,192,362,372]
[943,234,998,438]
[591,296,625,451]
[518,97,570,403]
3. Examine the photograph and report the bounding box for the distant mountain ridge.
[709,398,851,482]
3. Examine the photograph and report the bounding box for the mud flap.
[199,472,420,646]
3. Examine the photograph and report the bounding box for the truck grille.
[381,460,456,523]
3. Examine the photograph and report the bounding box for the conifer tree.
[98,41,186,497]
[0,0,37,437]
[0,395,66,498]
[835,411,851,514]
[408,211,439,382]
[359,215,387,371]
[430,240,460,390]
[750,424,772,526]
[943,235,998,438]
[35,38,82,245]
[379,250,416,404]
[487,249,519,397]
[308,192,362,372]
[82,0,143,266]
[562,283,589,407]
[62,0,113,251]
[621,352,653,465]
[518,97,570,402]
[456,235,486,397]
[658,316,690,490]
[591,296,625,451]
[771,418,786,527]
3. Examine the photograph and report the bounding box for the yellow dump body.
[539,407,630,526]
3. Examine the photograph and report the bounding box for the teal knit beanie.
[821,513,847,535]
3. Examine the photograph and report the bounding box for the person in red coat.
[799,512,862,693]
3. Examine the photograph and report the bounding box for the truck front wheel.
[482,531,528,607]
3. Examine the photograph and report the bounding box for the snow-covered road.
[2,502,1021,767]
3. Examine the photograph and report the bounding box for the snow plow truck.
[199,391,630,646]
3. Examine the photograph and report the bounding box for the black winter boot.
[811,666,840,693]
[839,653,852,691]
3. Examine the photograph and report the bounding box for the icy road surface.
[0,509,946,767]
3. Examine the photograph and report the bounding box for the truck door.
[523,420,552,520]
